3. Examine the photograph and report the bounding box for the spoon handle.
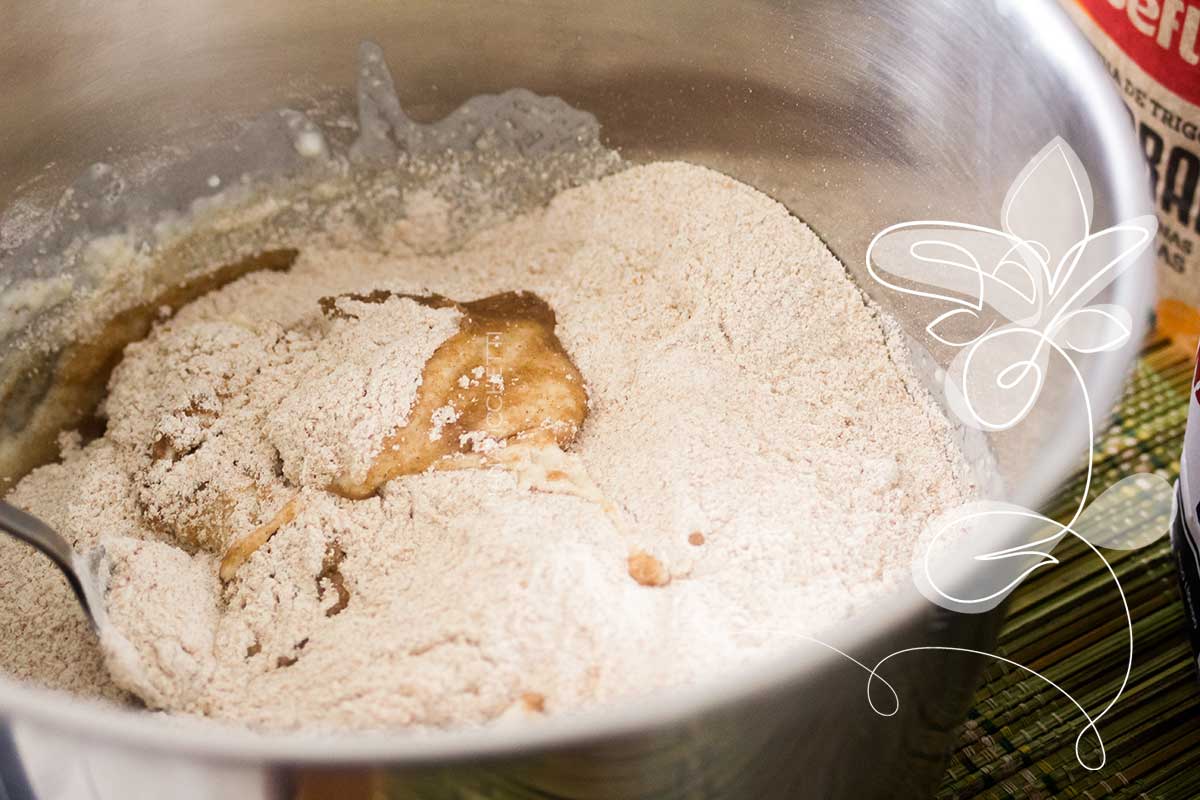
[0,501,92,620]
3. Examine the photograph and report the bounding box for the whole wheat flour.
[0,162,975,731]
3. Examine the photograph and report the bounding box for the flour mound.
[0,162,974,731]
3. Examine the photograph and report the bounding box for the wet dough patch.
[319,290,588,499]
[219,289,595,579]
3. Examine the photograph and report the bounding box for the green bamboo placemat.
[938,340,1200,800]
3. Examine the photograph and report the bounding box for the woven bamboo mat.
[937,340,1200,799]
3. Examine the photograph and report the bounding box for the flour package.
[1059,0,1200,312]
[1058,0,1200,665]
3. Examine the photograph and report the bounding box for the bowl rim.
[0,0,1154,767]
[0,585,913,765]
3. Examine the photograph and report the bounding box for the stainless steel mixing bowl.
[0,1,1152,798]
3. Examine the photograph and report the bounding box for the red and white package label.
[1064,0,1200,303]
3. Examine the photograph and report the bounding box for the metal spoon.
[0,500,109,630]
[0,502,162,706]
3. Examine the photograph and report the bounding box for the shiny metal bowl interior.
[0,1,1152,798]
